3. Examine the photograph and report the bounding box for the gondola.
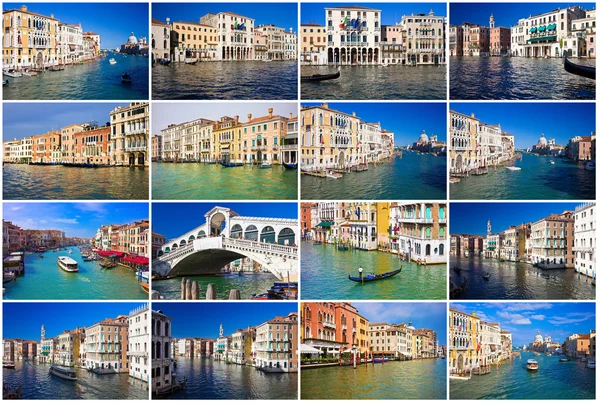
[564,52,595,80]
[301,69,341,83]
[348,267,402,283]
[483,273,491,280]
[452,266,461,273]
[283,162,297,169]
[121,72,132,84]
[219,161,237,167]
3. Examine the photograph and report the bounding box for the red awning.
[122,255,149,265]
[97,250,125,258]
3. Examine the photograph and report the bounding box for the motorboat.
[482,273,491,280]
[49,365,77,380]
[506,166,521,171]
[69,249,73,254]
[326,171,343,179]
[585,161,595,171]
[109,58,117,65]
[259,163,272,169]
[549,160,555,165]
[3,272,16,284]
[586,360,595,369]
[121,72,132,84]
[2,79,8,86]
[3,69,21,78]
[58,256,79,272]
[22,69,37,76]
[533,351,541,356]
[526,359,539,371]
[2,360,15,369]
[559,357,569,362]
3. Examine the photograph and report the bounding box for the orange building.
[300,203,315,238]
[32,130,61,163]
[74,126,111,165]
[334,302,370,355]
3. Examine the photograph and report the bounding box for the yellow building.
[3,5,59,69]
[300,24,327,64]
[449,308,480,374]
[171,21,218,61]
[212,115,243,164]
[376,202,390,247]
[449,110,480,175]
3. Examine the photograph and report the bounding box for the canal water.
[3,250,148,300]
[152,61,298,100]
[301,152,446,200]
[450,154,595,200]
[152,163,297,200]
[2,361,148,400]
[450,56,596,100]
[301,359,446,399]
[169,357,298,400]
[450,352,595,400]
[152,273,278,300]
[449,256,595,300]
[300,242,447,300]
[301,65,446,100]
[3,53,149,100]
[3,164,149,200]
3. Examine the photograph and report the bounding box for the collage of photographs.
[0,0,596,402]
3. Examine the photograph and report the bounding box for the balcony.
[251,145,268,151]
[279,144,297,151]
[126,145,147,152]
[125,128,147,136]
[323,321,336,329]
[401,217,434,224]
[439,218,447,224]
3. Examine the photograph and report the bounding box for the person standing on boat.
[358,266,364,278]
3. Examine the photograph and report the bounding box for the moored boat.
[559,357,569,362]
[219,161,237,168]
[301,69,341,83]
[586,360,595,369]
[348,267,402,283]
[283,162,297,169]
[326,171,343,179]
[585,161,595,171]
[526,359,539,371]
[49,365,77,380]
[259,163,272,169]
[3,360,15,369]
[58,256,78,272]
[3,69,21,78]
[564,53,595,80]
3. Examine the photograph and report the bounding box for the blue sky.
[3,103,124,141]
[301,3,446,25]
[450,202,580,236]
[4,3,149,49]
[450,3,595,27]
[3,302,144,340]
[354,302,447,342]
[3,202,148,238]
[153,302,297,339]
[303,103,446,146]
[152,3,297,33]
[451,103,596,149]
[153,202,298,240]
[450,302,595,347]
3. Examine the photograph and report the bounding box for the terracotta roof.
[326,5,380,10]
[173,21,214,28]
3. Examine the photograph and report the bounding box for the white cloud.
[531,314,545,321]
[497,311,532,325]
[54,218,79,224]
[548,312,595,326]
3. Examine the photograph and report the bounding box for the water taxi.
[109,58,117,65]
[3,69,22,78]
[526,359,539,371]
[49,365,77,380]
[58,256,79,272]
[3,360,15,369]
[559,357,569,362]
[506,166,521,171]
[586,360,595,369]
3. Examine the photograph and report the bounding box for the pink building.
[490,27,511,56]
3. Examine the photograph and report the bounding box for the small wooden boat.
[121,73,132,84]
[219,161,237,168]
[526,359,539,371]
[259,163,272,169]
[452,266,461,273]
[348,267,402,283]
[564,53,595,80]
[301,69,340,83]
[141,282,149,293]
[283,162,297,169]
[373,358,389,364]
[559,357,569,362]
[483,273,491,280]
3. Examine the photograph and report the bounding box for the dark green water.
[300,242,446,300]
[450,352,595,399]
[152,163,298,200]
[301,359,446,399]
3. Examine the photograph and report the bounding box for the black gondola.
[348,267,402,283]
[283,162,297,169]
[219,161,237,167]
[453,266,461,273]
[564,52,595,80]
[301,70,341,83]
[121,73,132,84]
[483,273,491,280]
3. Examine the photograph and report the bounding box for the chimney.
[471,113,475,118]
[352,112,356,117]
[50,14,54,19]
[247,113,252,121]
[166,17,170,24]
[322,103,328,108]
[21,5,27,11]
[268,108,273,118]
[289,112,293,119]
[234,115,239,124]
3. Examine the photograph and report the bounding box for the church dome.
[419,130,429,143]
[127,32,138,45]
[534,331,543,343]
[538,134,547,146]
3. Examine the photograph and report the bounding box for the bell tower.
[490,14,495,29]
[487,220,492,236]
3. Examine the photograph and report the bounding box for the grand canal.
[152,273,278,300]
[2,361,148,400]
[152,61,297,100]
[301,242,446,300]
[3,164,149,200]
[301,65,446,100]
[301,152,446,199]
[450,154,595,200]
[450,57,596,100]
[152,163,297,200]
[450,352,595,400]
[3,250,148,300]
[449,256,595,300]
[3,53,149,100]
[168,357,298,400]
[301,359,446,399]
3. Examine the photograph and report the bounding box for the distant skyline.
[451,103,596,149]
[4,202,148,238]
[354,302,447,341]
[3,302,144,340]
[152,103,297,135]
[302,3,446,25]
[450,202,582,236]
[450,302,595,347]
[153,302,297,339]
[152,3,297,33]
[4,3,149,49]
[153,202,298,241]
[303,103,447,146]
[3,103,125,141]
[450,3,594,28]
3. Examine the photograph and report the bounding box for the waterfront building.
[339,202,379,250]
[301,24,328,64]
[152,232,166,259]
[301,302,341,357]
[74,125,112,165]
[151,310,174,395]
[120,32,149,56]
[300,203,316,239]
[489,15,511,56]
[230,327,255,365]
[450,235,460,257]
[399,10,446,65]
[380,24,404,65]
[192,338,214,357]
[152,136,162,161]
[32,130,61,163]
[510,18,530,57]
[566,134,594,161]
[255,25,296,61]
[334,303,370,356]
[177,338,195,357]
[57,327,85,367]
[369,322,413,359]
[3,340,16,361]
[449,309,480,374]
[85,315,129,373]
[151,18,171,61]
[284,28,297,60]
[237,109,291,165]
[462,22,490,56]
[565,333,591,358]
[416,328,437,359]
[57,23,83,65]
[254,312,298,372]
[38,325,54,364]
[478,322,501,366]
[282,116,298,165]
[128,305,149,383]
[573,203,595,279]
[110,102,149,167]
[3,220,24,255]
[200,12,255,61]
[578,9,596,58]
[411,130,447,154]
[60,123,84,163]
[500,223,531,262]
[500,331,512,360]
[389,202,447,264]
[170,21,218,62]
[449,25,463,56]
[530,210,575,269]
[82,31,100,58]
[215,324,230,361]
[449,110,479,174]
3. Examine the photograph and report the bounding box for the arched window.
[439,244,444,255]
[260,226,276,243]
[278,228,296,246]
[245,225,258,241]
[426,227,432,238]
[198,230,206,238]
[231,224,243,239]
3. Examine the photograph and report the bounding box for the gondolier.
[358,266,363,278]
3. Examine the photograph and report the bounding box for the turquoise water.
[300,242,447,300]
[450,352,595,399]
[152,163,298,200]
[450,154,595,200]
[301,359,446,399]
[301,152,446,199]
[3,250,147,300]
[3,53,148,100]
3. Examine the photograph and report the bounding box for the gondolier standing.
[358,266,364,285]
